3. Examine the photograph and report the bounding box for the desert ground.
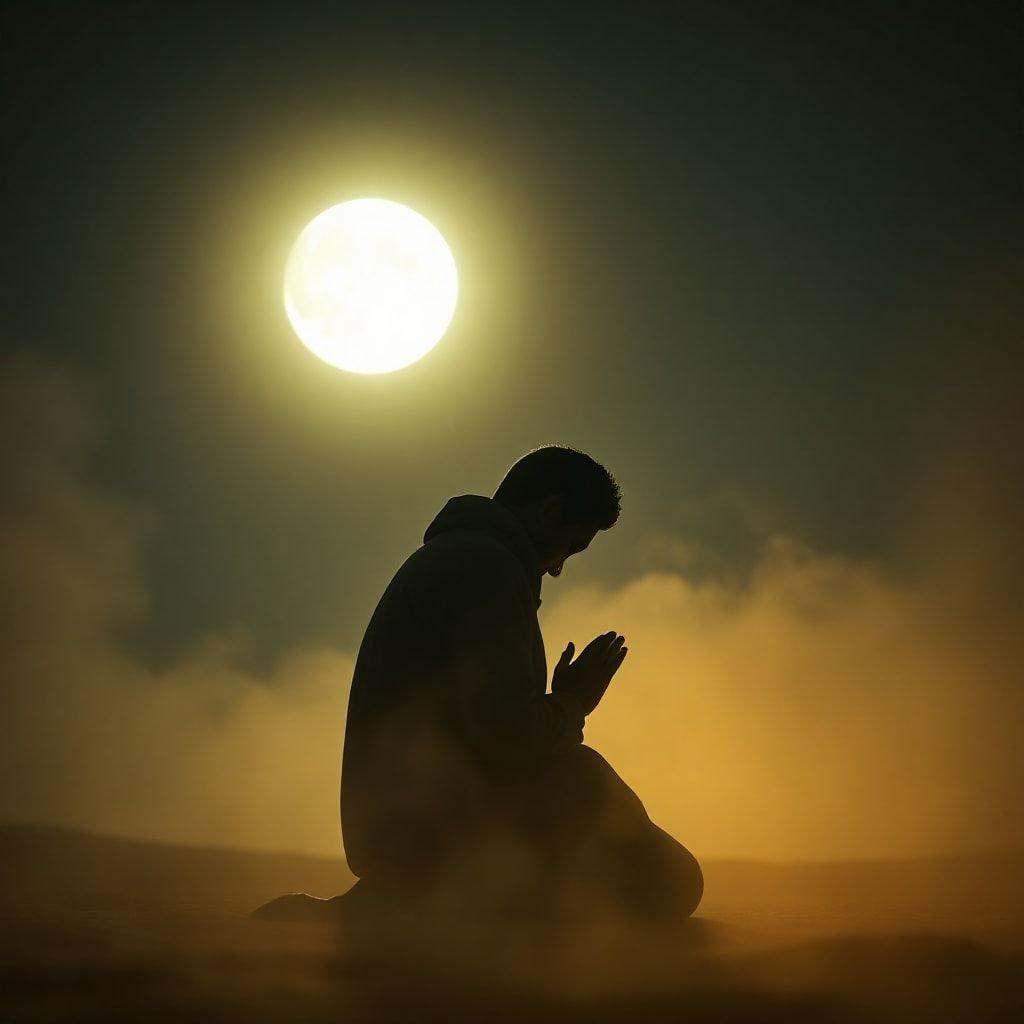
[1,824,1022,1022]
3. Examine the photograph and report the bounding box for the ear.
[538,493,566,525]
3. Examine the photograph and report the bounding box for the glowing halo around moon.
[283,198,458,374]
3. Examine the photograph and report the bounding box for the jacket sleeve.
[444,546,585,767]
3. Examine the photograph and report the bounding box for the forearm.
[518,689,586,758]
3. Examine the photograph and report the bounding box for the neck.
[494,496,546,561]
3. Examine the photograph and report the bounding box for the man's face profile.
[535,496,599,577]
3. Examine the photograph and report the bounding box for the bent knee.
[642,826,703,920]
[677,844,704,918]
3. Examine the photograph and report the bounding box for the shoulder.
[427,528,527,579]
[412,528,535,606]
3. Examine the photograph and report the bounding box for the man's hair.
[493,445,621,530]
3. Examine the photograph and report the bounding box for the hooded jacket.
[340,494,586,878]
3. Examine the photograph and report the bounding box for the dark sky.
[2,2,1020,668]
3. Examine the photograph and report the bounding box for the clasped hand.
[551,631,627,716]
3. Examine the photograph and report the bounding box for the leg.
[604,821,704,922]
[511,745,649,838]
[516,745,703,923]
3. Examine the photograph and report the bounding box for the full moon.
[283,198,458,374]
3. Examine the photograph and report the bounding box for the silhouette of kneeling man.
[258,447,702,926]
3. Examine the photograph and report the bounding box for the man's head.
[493,446,621,577]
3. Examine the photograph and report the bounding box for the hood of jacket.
[423,494,543,607]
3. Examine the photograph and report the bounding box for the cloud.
[2,302,1020,863]
[0,355,354,857]
[542,535,1022,861]
[542,261,1024,861]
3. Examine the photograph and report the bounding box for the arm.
[446,548,585,768]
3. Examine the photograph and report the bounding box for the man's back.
[340,495,583,880]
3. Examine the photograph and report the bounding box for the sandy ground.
[1,824,1022,1023]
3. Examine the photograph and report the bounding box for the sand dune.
[1,824,1022,1022]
